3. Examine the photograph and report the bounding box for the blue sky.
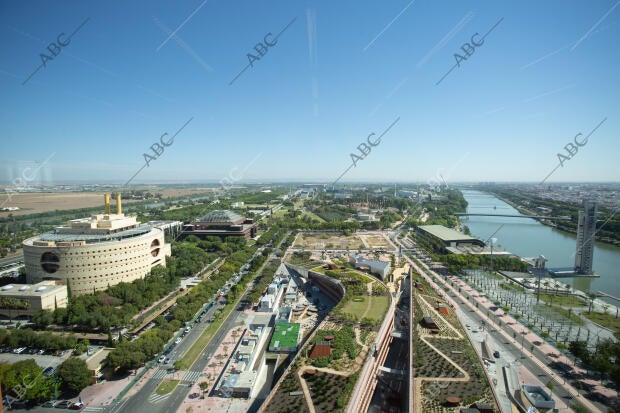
[1,0,619,185]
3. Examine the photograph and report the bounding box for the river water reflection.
[460,190,620,304]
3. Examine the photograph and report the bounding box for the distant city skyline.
[1,0,619,183]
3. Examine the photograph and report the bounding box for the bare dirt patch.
[0,188,213,217]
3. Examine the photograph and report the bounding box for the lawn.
[341,295,390,322]
[539,293,586,307]
[341,296,368,319]
[548,305,585,326]
[302,210,326,222]
[366,295,390,322]
[155,379,179,395]
[583,311,620,339]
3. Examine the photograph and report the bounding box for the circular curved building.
[23,194,171,295]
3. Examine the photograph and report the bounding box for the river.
[459,190,620,304]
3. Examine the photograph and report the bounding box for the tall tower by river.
[574,200,597,275]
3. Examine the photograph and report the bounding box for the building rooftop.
[418,225,481,243]
[0,281,65,297]
[198,210,244,224]
[77,346,112,372]
[354,256,390,270]
[269,322,300,350]
[33,223,153,244]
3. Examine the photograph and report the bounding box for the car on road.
[55,400,73,408]
[493,351,500,358]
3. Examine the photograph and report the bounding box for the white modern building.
[258,294,275,312]
[348,254,390,280]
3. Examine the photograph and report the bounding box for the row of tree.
[107,244,262,372]
[0,357,92,402]
[0,328,80,352]
[569,339,620,387]
[441,254,528,273]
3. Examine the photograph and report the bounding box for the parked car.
[493,351,500,358]
[13,347,26,354]
[42,400,59,407]
[55,400,73,408]
[175,338,182,344]
[70,402,84,410]
[158,355,166,364]
[43,366,56,377]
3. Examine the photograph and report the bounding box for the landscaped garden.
[309,326,361,368]
[303,370,359,413]
[411,272,497,412]
[263,261,391,412]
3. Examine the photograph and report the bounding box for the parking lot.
[0,348,69,369]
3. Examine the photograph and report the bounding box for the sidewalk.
[176,326,251,413]
[79,368,154,407]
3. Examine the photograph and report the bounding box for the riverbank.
[476,189,620,248]
[459,189,620,309]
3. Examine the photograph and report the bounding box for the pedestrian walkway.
[181,369,203,384]
[148,393,171,404]
[82,407,106,412]
[151,367,169,380]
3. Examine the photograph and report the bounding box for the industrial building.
[180,210,258,240]
[417,225,485,249]
[0,281,67,319]
[23,194,171,295]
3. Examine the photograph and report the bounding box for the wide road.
[110,249,270,413]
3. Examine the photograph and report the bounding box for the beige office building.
[0,281,68,318]
[23,194,171,295]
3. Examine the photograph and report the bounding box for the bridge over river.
[455,213,571,220]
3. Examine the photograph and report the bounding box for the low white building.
[348,254,390,280]
[258,294,275,312]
